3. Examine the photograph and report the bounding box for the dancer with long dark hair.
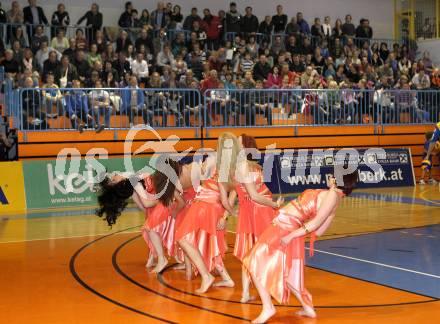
[96,157,182,273]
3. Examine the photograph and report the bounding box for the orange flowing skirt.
[175,200,226,272]
[243,223,312,305]
[173,187,197,262]
[141,203,174,257]
[234,197,276,261]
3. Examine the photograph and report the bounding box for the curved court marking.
[69,226,176,324]
[112,234,251,322]
[418,188,440,206]
[118,235,438,309]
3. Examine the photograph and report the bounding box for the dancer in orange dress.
[176,132,239,293]
[96,158,183,274]
[243,170,358,323]
[234,134,283,303]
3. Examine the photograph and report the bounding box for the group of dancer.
[96,132,358,323]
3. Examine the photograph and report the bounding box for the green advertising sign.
[22,157,152,209]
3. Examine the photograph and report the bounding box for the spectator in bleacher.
[65,79,91,132]
[58,55,77,87]
[157,43,175,72]
[259,15,273,41]
[23,0,48,44]
[119,2,133,28]
[42,50,61,82]
[121,76,153,126]
[35,41,60,72]
[412,68,430,90]
[150,1,168,31]
[187,52,204,81]
[322,16,332,39]
[356,19,373,39]
[300,37,314,55]
[153,28,168,54]
[21,76,48,129]
[379,42,390,62]
[202,9,222,50]
[394,81,418,123]
[296,12,310,35]
[170,5,183,26]
[94,30,106,54]
[183,80,204,126]
[21,48,38,72]
[333,19,344,39]
[253,54,271,82]
[11,40,23,62]
[265,65,281,88]
[42,73,63,117]
[75,29,88,51]
[311,18,325,40]
[342,14,355,37]
[51,3,70,33]
[87,43,102,67]
[171,31,186,55]
[89,79,111,132]
[183,7,201,31]
[10,26,27,48]
[139,9,151,27]
[271,35,285,57]
[73,50,90,83]
[241,6,259,35]
[421,51,433,73]
[1,49,19,78]
[29,25,46,53]
[113,51,132,79]
[272,5,287,34]
[6,1,24,45]
[77,3,103,44]
[116,30,132,53]
[285,17,299,36]
[62,38,77,62]
[135,28,155,55]
[225,2,241,34]
[51,29,69,53]
[131,52,149,84]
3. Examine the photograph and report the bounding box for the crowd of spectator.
[0,1,437,131]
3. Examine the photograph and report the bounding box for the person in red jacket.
[201,9,222,50]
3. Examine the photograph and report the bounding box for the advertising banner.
[22,157,151,209]
[262,148,415,194]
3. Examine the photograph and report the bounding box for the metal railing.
[13,87,202,131]
[225,31,405,50]
[9,86,440,131]
[203,88,439,128]
[1,22,192,48]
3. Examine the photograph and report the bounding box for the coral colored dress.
[141,175,174,257]
[243,189,342,305]
[172,186,197,262]
[234,165,276,261]
[175,174,227,272]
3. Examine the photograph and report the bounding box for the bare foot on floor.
[240,295,256,303]
[150,258,168,274]
[145,255,156,268]
[195,274,215,293]
[252,307,276,324]
[213,279,235,288]
[296,306,317,318]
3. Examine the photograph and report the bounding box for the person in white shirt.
[89,79,112,131]
[323,16,332,39]
[131,52,149,84]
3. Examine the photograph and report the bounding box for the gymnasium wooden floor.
[1,186,440,324]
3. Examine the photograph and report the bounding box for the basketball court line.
[306,248,440,279]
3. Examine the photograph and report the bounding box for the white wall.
[11,0,395,39]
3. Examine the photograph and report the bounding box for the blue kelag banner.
[261,148,415,194]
